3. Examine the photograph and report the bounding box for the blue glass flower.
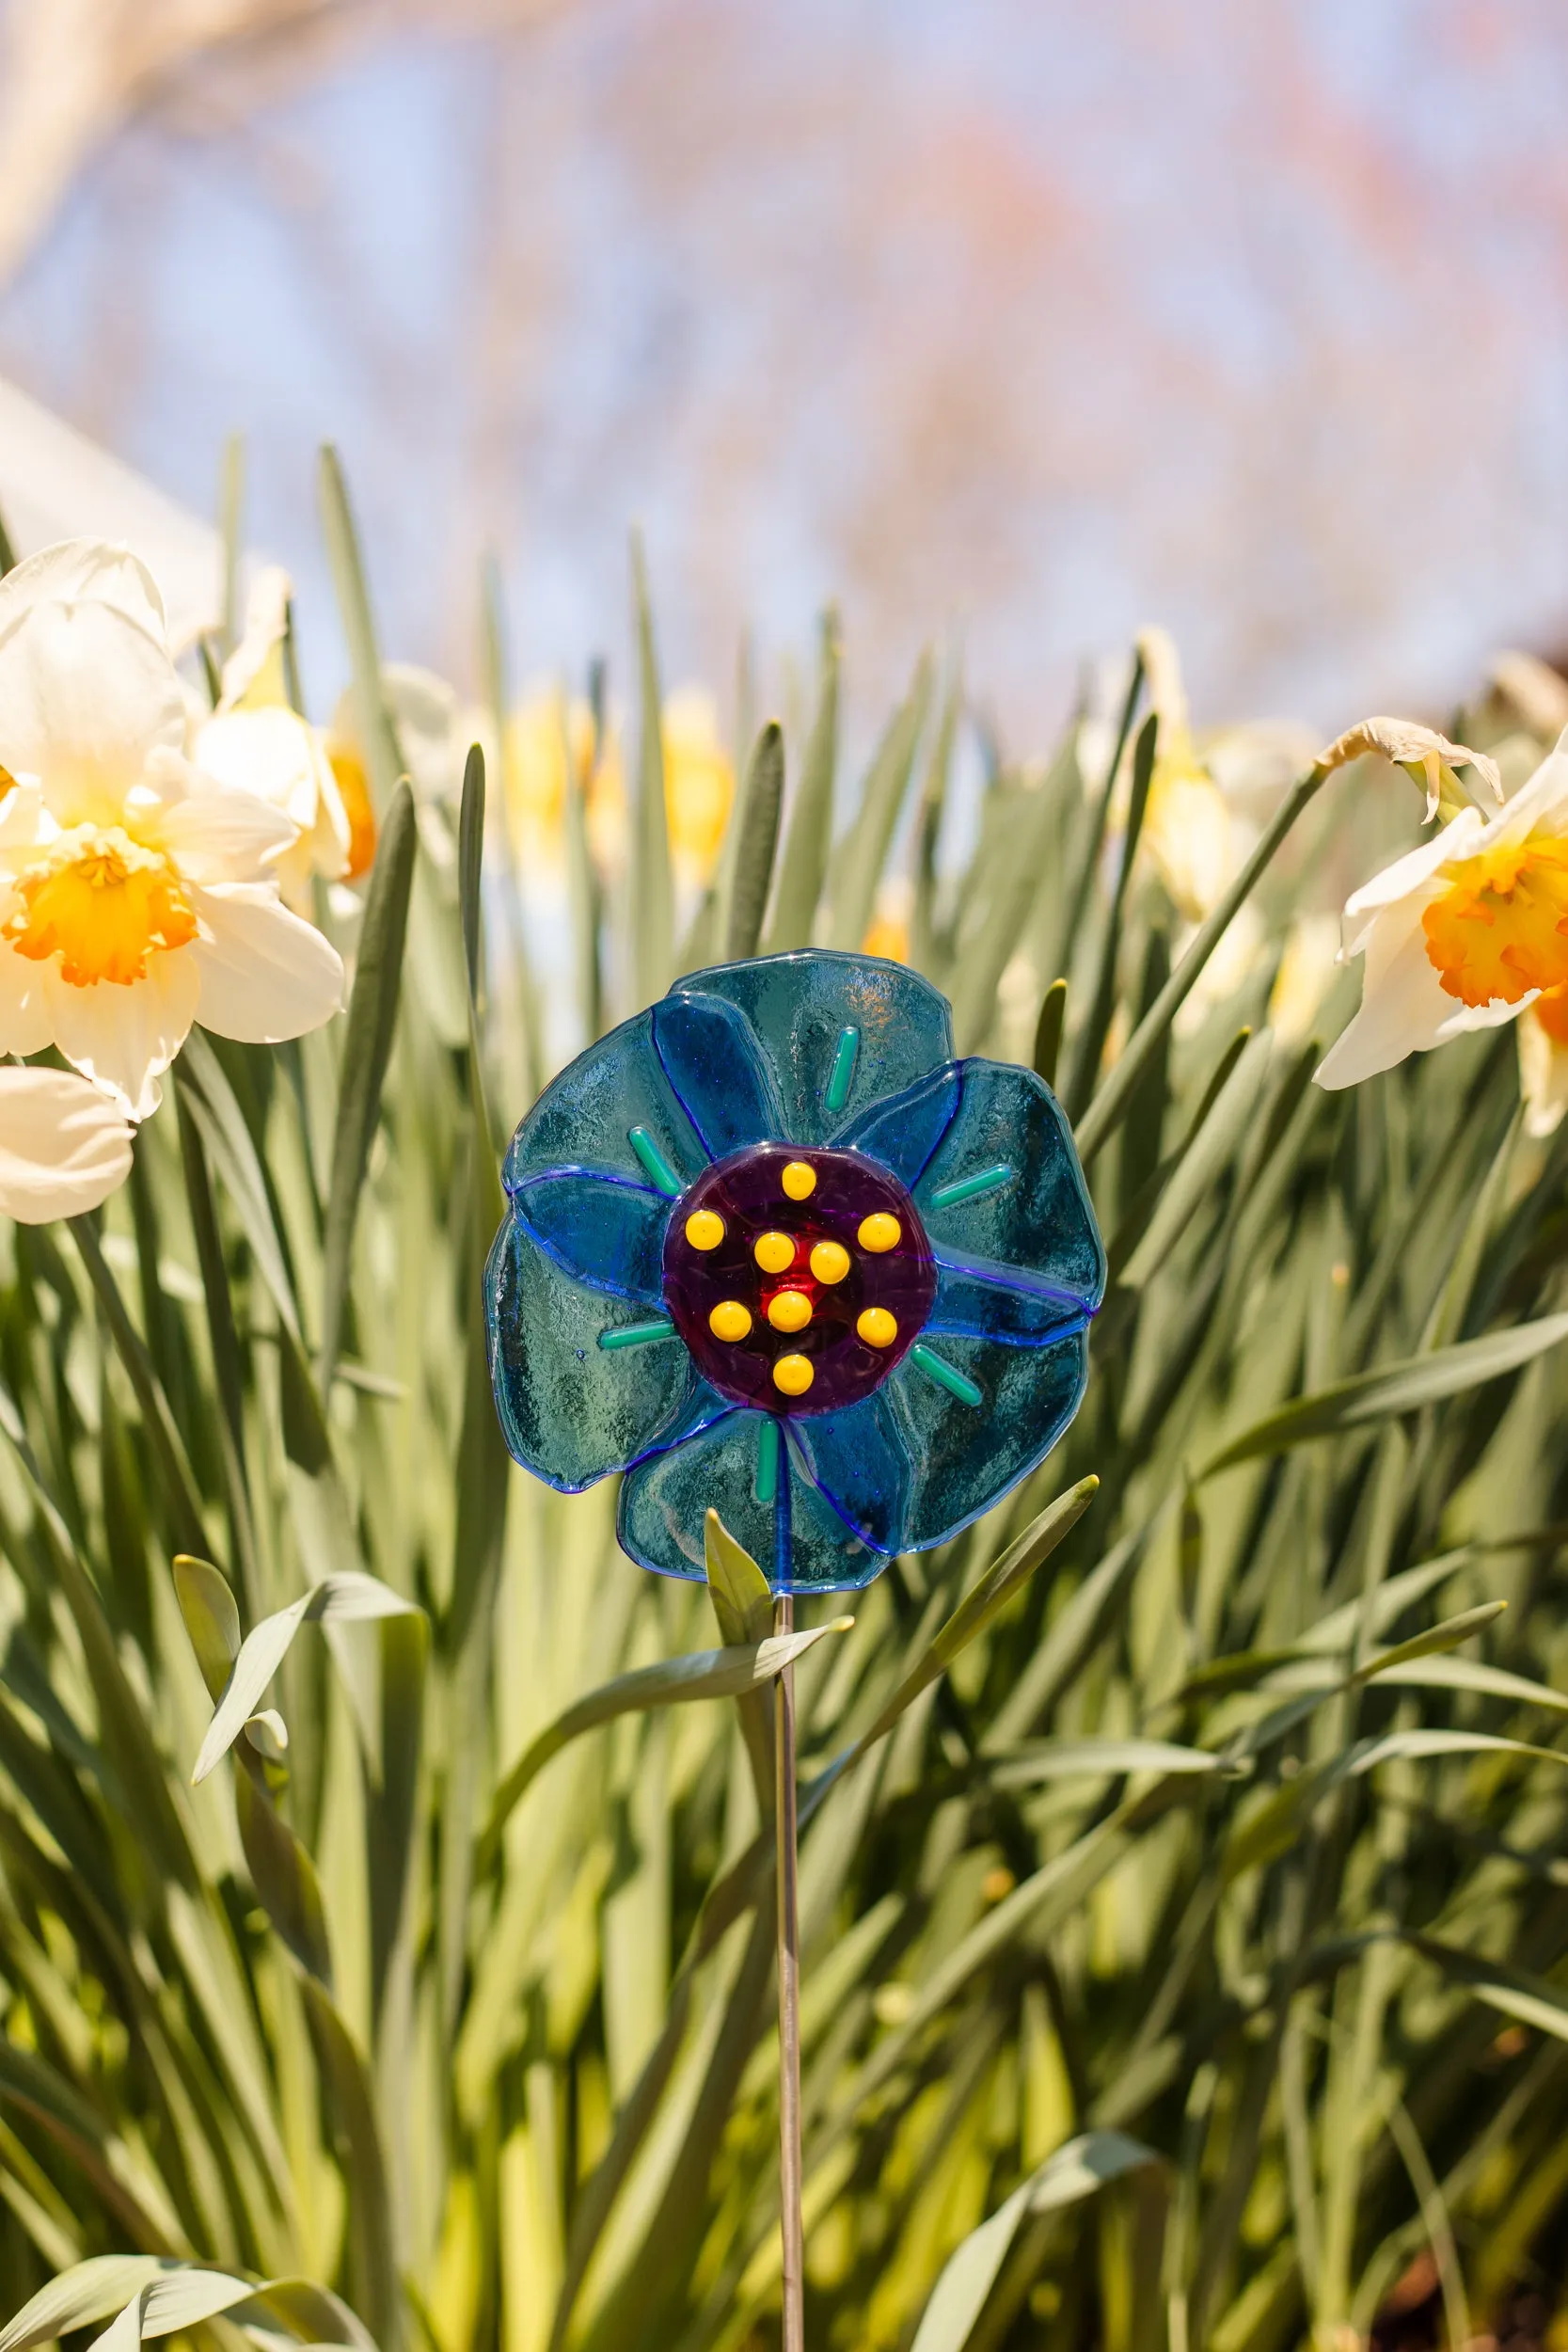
[485,952,1104,1593]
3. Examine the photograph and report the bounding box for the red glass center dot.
[662,1144,936,1415]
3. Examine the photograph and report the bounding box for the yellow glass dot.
[810,1239,850,1285]
[781,1159,817,1201]
[768,1289,813,1334]
[772,1353,815,1397]
[857,1307,898,1349]
[709,1299,752,1343]
[754,1230,797,1275]
[686,1209,725,1251]
[858,1212,902,1253]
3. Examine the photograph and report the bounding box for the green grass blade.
[721,723,784,961]
[320,779,418,1386]
[765,608,839,953]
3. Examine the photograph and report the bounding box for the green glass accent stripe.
[597,1318,677,1351]
[755,1416,781,1504]
[930,1162,1014,1210]
[825,1025,860,1114]
[627,1125,682,1196]
[908,1342,983,1407]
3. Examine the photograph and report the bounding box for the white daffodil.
[0,540,345,1119]
[191,567,364,912]
[1316,726,1568,1091]
[0,1064,133,1220]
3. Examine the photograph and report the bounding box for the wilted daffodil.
[1316,726,1568,1090]
[0,542,345,1118]
[486,951,1103,1594]
[193,566,373,910]
[0,1065,133,1221]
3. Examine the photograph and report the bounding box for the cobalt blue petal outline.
[511,1167,671,1306]
[830,1062,961,1189]
[784,1389,914,1556]
[912,1060,1106,1311]
[651,991,788,1161]
[927,1254,1095,1344]
[502,1006,707,1199]
[484,1214,697,1493]
[673,950,954,1148]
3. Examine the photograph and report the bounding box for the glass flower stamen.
[487,951,1105,1593]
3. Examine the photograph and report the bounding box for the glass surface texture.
[485,951,1105,1592]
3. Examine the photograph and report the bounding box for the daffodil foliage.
[0,481,1565,2352]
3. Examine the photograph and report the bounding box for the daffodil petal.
[0,940,54,1057]
[42,949,200,1120]
[0,598,184,820]
[186,885,345,1043]
[1341,810,1484,932]
[155,782,301,881]
[0,540,166,641]
[1314,903,1465,1089]
[1491,728,1568,843]
[0,1064,134,1221]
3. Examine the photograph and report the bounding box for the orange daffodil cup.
[1310,717,1568,1098]
[0,541,345,1135]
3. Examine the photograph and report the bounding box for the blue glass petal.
[618,1406,885,1592]
[652,992,788,1159]
[485,1213,696,1492]
[830,1062,960,1189]
[675,952,953,1148]
[784,1391,913,1555]
[501,1008,705,1198]
[913,1062,1106,1310]
[927,1258,1094,1344]
[510,1168,671,1306]
[884,1327,1090,1551]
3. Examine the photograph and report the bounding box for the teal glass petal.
[485,1214,696,1491]
[619,1406,883,1592]
[511,1168,670,1305]
[784,1390,913,1555]
[830,1062,960,1189]
[676,951,953,1147]
[502,1007,705,1199]
[913,1062,1106,1310]
[884,1327,1090,1551]
[927,1258,1093,1343]
[651,992,787,1158]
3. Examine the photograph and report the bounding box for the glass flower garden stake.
[486,950,1105,2346]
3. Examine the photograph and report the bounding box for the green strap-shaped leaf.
[319,442,404,812]
[1119,1028,1274,1289]
[765,607,839,953]
[320,778,418,1386]
[828,649,932,952]
[911,2132,1157,2352]
[193,1573,420,1783]
[721,722,784,961]
[990,1737,1227,1789]
[1062,712,1157,1121]
[850,1476,1099,1758]
[1075,754,1331,1164]
[476,1620,850,1870]
[1199,1312,1568,1478]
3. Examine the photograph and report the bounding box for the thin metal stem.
[774,1592,804,2352]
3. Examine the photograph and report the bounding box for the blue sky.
[1,0,1565,756]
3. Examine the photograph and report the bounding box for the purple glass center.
[662,1143,937,1416]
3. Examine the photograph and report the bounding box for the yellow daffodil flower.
[862,877,912,963]
[0,1064,133,1220]
[660,688,734,888]
[504,686,625,876]
[503,683,734,889]
[0,540,344,1119]
[1316,726,1568,1090]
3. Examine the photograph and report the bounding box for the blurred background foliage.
[0,469,1566,2352]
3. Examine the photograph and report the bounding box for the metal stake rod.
[774,1593,804,2352]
